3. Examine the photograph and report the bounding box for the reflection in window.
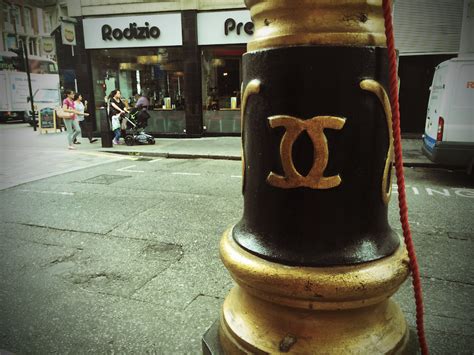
[90,47,186,134]
[201,46,245,134]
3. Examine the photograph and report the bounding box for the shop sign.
[102,23,161,41]
[83,13,182,49]
[61,22,76,46]
[198,10,255,45]
[42,37,55,54]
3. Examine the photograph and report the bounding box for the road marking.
[231,175,242,179]
[149,158,164,163]
[171,172,201,176]
[77,151,131,160]
[391,184,474,198]
[18,189,74,196]
[116,165,144,173]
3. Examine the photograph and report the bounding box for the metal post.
[22,39,36,131]
[203,0,413,353]
[100,107,113,148]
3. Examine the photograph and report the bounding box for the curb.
[100,150,241,161]
[101,149,447,168]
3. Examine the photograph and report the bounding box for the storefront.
[198,10,253,134]
[83,13,187,135]
[81,9,255,137]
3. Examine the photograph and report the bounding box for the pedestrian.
[73,93,97,144]
[136,91,150,110]
[108,90,127,145]
[62,89,88,150]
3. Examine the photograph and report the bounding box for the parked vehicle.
[0,51,61,123]
[422,57,474,173]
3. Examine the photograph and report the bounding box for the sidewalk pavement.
[98,133,434,167]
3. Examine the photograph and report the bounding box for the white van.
[0,51,61,123]
[422,57,474,173]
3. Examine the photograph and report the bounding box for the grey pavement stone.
[390,230,473,284]
[0,186,161,235]
[394,276,473,324]
[0,223,184,299]
[131,245,233,309]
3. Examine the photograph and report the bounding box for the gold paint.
[267,115,345,189]
[219,227,410,354]
[360,79,394,205]
[241,80,261,194]
[245,0,387,51]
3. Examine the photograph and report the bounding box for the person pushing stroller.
[108,90,128,145]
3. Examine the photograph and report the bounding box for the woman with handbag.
[61,89,89,150]
[73,93,97,144]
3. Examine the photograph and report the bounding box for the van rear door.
[446,62,474,142]
[424,63,448,150]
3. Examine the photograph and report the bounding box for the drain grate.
[82,174,132,185]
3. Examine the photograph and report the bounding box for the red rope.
[382,1,429,354]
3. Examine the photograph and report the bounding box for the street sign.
[39,107,56,133]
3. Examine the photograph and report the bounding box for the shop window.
[90,47,185,135]
[201,46,245,134]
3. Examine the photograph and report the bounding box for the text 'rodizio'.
[102,23,160,41]
[267,115,346,189]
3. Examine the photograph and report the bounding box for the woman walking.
[74,93,97,144]
[62,89,88,150]
[108,90,127,145]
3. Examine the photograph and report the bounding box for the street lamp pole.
[203,0,414,353]
[22,39,36,131]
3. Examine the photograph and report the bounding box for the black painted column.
[234,46,399,266]
[181,11,203,137]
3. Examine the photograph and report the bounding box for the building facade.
[65,0,464,137]
[0,0,67,59]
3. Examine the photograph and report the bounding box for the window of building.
[24,7,32,32]
[44,13,52,34]
[29,38,37,56]
[11,5,21,27]
[201,46,245,134]
[90,47,185,135]
[6,34,17,50]
[3,4,10,24]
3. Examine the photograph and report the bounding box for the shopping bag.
[111,114,121,131]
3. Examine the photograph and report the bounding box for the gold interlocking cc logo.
[267,115,346,189]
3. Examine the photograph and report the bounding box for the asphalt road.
[0,155,472,354]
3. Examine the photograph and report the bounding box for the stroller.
[122,106,155,146]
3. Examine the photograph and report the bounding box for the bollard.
[203,0,413,353]
[99,107,113,148]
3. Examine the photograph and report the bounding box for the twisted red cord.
[382,1,429,354]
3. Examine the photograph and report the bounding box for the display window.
[201,46,245,134]
[90,47,185,134]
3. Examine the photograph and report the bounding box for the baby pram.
[122,107,155,146]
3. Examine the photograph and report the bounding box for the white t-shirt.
[75,101,85,122]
